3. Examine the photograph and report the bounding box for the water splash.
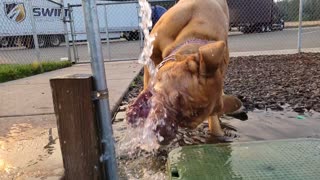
[117,126,158,166]
[138,0,156,76]
[118,115,162,155]
[117,2,167,177]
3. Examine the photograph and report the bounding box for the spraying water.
[118,0,160,156]
[138,0,157,76]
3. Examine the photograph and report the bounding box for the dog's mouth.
[126,89,153,127]
[126,88,179,145]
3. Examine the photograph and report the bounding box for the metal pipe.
[61,0,72,62]
[48,0,63,7]
[70,0,176,7]
[74,58,138,65]
[71,0,175,8]
[137,3,144,51]
[103,5,112,61]
[28,0,40,62]
[81,0,118,179]
[297,0,303,53]
[68,4,79,63]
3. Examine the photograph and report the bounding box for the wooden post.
[50,74,103,180]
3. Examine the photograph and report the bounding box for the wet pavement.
[0,115,63,179]
[230,108,320,142]
[114,107,320,179]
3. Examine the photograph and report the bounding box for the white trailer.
[67,0,140,42]
[0,0,65,48]
[0,0,140,48]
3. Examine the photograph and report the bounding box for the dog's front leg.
[143,66,150,90]
[208,115,224,137]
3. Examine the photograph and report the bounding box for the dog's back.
[151,0,229,60]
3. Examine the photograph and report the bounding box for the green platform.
[167,138,320,180]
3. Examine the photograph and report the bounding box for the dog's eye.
[191,108,204,118]
[191,111,199,117]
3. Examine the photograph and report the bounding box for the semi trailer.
[0,0,143,48]
[228,0,284,33]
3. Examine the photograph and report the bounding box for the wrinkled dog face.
[152,55,223,128]
[127,41,227,144]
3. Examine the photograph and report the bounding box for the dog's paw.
[206,135,234,143]
[226,106,248,121]
[220,121,237,132]
[207,126,238,143]
[215,135,234,142]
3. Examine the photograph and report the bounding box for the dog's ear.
[199,41,225,77]
[221,95,242,114]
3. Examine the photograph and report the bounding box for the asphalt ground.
[0,27,319,64]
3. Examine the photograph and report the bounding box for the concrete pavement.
[0,61,142,117]
[230,47,320,57]
[228,26,320,53]
[0,61,143,179]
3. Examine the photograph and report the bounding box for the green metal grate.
[167,138,320,180]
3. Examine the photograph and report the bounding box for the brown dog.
[127,0,242,144]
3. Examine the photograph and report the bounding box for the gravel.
[225,53,320,113]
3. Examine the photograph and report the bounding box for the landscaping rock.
[119,105,128,111]
[115,111,126,122]
[225,53,320,113]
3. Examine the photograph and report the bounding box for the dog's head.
[127,41,242,144]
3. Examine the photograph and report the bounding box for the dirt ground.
[114,53,320,179]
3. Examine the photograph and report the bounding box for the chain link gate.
[68,0,176,63]
[69,1,142,63]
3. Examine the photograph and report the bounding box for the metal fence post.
[137,4,144,51]
[297,0,304,53]
[61,0,72,62]
[103,5,112,61]
[28,0,40,62]
[81,0,118,179]
[68,4,79,63]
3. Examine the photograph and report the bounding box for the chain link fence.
[296,0,320,51]
[0,0,70,65]
[227,0,320,56]
[0,0,319,65]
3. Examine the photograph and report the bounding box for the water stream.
[138,0,156,76]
